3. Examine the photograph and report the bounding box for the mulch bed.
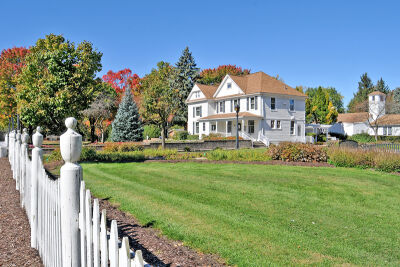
[99,199,227,267]
[0,158,43,267]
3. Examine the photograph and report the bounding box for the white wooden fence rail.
[7,118,147,267]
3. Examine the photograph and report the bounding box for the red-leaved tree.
[197,64,251,85]
[102,69,140,100]
[0,47,29,128]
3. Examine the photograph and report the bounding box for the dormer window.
[227,83,232,89]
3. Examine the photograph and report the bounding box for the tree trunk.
[89,117,96,143]
[161,124,166,149]
[375,127,378,141]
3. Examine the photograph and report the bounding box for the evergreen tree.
[347,73,374,112]
[393,87,400,113]
[374,77,390,94]
[169,47,199,126]
[111,87,143,141]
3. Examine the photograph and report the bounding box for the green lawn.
[81,162,400,266]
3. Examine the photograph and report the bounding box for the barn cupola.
[368,91,386,121]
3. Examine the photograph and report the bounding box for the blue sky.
[1,0,399,107]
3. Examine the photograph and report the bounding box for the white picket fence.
[6,118,147,267]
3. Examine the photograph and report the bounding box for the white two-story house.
[186,71,307,145]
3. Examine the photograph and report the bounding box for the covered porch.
[199,112,264,141]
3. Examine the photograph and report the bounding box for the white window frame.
[271,97,276,110]
[250,97,255,109]
[203,122,206,131]
[271,120,275,129]
[290,121,295,135]
[227,82,232,89]
[383,127,387,136]
[388,127,392,136]
[289,99,295,112]
[195,106,202,117]
[276,120,281,129]
[195,122,199,134]
[211,124,216,132]
[248,120,255,134]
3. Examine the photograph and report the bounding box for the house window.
[380,96,384,101]
[276,120,281,129]
[271,120,275,129]
[234,99,239,110]
[255,96,258,110]
[388,127,392,136]
[227,83,232,89]
[203,123,206,131]
[194,91,200,98]
[219,101,225,113]
[297,125,301,136]
[250,97,255,109]
[248,120,255,133]
[271,97,276,110]
[227,121,232,133]
[290,121,295,135]
[289,99,295,111]
[211,124,216,131]
[195,106,202,117]
[196,122,199,134]
[383,127,387,135]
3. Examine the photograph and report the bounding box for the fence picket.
[93,198,101,267]
[109,220,119,267]
[119,236,131,267]
[86,190,93,267]
[100,209,108,267]
[80,181,87,267]
[132,250,144,267]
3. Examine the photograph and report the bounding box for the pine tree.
[111,87,143,141]
[374,77,390,94]
[169,47,199,126]
[348,73,374,112]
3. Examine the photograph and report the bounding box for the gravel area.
[0,158,43,267]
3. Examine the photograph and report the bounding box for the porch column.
[242,119,245,134]
[216,121,218,133]
[226,121,228,136]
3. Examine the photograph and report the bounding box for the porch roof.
[199,112,262,121]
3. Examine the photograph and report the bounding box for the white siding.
[213,77,244,98]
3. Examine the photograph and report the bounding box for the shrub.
[203,133,243,141]
[95,151,145,162]
[80,147,97,161]
[206,148,271,161]
[46,148,62,162]
[268,142,328,162]
[187,134,199,140]
[327,147,400,173]
[103,142,144,152]
[173,131,188,140]
[142,148,178,158]
[143,125,161,139]
[348,133,374,143]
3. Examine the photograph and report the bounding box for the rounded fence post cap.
[32,126,43,148]
[65,117,77,130]
[36,126,41,133]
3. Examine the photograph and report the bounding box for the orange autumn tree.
[0,47,29,129]
[197,64,251,85]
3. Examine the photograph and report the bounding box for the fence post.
[8,130,14,166]
[21,129,29,208]
[15,130,21,189]
[31,126,43,248]
[60,117,82,267]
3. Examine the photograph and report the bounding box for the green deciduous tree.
[169,47,199,127]
[306,87,339,124]
[111,87,143,142]
[16,34,102,134]
[140,61,178,148]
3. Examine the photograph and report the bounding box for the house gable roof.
[337,112,369,123]
[195,83,218,99]
[369,91,386,96]
[375,114,400,125]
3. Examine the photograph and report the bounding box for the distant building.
[330,91,400,136]
[186,72,307,145]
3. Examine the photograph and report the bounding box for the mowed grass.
[81,162,400,266]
